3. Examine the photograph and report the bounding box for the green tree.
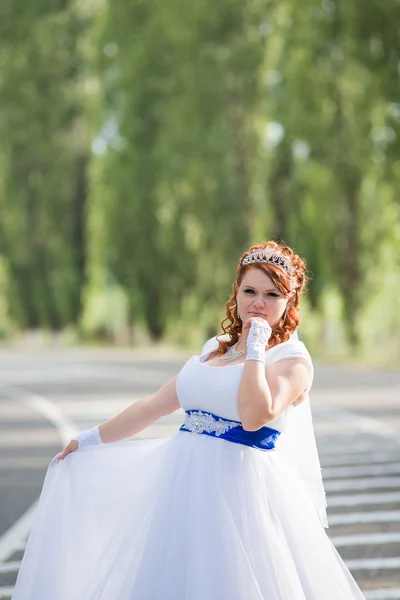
[0,2,91,330]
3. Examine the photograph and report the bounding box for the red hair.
[213,241,308,356]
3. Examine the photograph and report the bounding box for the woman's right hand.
[50,440,79,466]
[243,317,273,363]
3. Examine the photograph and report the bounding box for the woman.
[12,241,365,600]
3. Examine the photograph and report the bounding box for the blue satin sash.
[180,410,281,450]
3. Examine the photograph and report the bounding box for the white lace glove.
[50,426,104,466]
[246,319,272,363]
[72,426,104,450]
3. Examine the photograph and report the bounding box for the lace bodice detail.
[176,335,313,434]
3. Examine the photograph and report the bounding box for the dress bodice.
[176,336,313,433]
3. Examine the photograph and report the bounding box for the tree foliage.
[0,0,399,358]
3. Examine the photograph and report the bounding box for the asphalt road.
[0,348,399,599]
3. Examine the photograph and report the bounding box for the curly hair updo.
[214,241,309,356]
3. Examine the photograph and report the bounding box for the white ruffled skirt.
[12,431,365,600]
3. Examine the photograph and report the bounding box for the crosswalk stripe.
[0,366,169,387]
[325,476,400,492]
[321,453,400,467]
[328,510,400,525]
[327,491,400,507]
[345,557,400,570]
[331,531,400,547]
[0,500,37,564]
[318,442,400,456]
[0,561,20,573]
[363,589,400,600]
[323,464,400,478]
[9,542,26,553]
[315,406,400,439]
[56,398,141,417]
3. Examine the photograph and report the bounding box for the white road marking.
[331,531,400,547]
[54,398,140,417]
[0,385,77,443]
[0,456,58,469]
[0,429,64,449]
[8,542,26,553]
[0,501,37,564]
[328,491,400,507]
[345,557,400,570]
[0,384,76,564]
[325,477,400,492]
[0,562,19,574]
[323,464,400,478]
[328,510,400,525]
[318,442,400,456]
[321,452,400,467]
[0,366,170,387]
[0,367,171,565]
[363,589,400,600]
[315,405,400,439]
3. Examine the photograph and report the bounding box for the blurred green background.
[0,0,399,364]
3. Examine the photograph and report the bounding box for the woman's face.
[236,267,291,328]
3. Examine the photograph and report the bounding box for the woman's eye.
[244,289,279,298]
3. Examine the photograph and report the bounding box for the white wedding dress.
[12,336,365,600]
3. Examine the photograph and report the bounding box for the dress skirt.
[12,430,365,600]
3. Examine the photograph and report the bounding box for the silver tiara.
[241,247,296,289]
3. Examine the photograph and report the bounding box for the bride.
[12,241,366,600]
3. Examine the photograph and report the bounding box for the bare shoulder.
[266,355,311,380]
[266,354,312,403]
[266,338,312,368]
[200,334,229,356]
